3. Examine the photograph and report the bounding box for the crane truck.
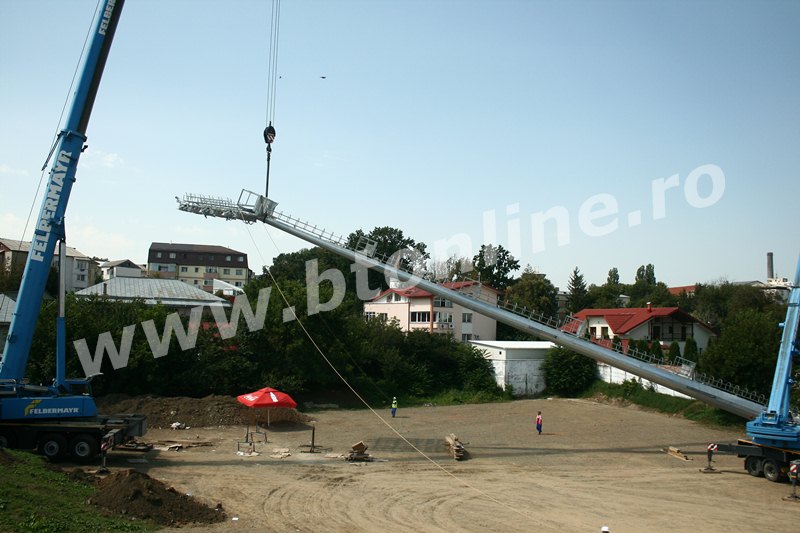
[178,190,800,483]
[0,0,146,462]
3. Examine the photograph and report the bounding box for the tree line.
[4,225,793,405]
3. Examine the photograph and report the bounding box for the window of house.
[238,256,244,263]
[434,297,453,308]
[209,255,214,260]
[206,267,217,273]
[194,280,199,285]
[223,268,230,275]
[203,280,212,286]
[462,312,473,323]
[590,327,597,338]
[235,281,242,287]
[180,266,188,273]
[435,312,453,323]
[236,269,243,275]
[194,267,200,273]
[394,293,402,302]
[226,255,232,262]
[156,252,162,258]
[365,311,376,319]
[198,255,204,260]
[169,252,176,259]
[410,311,430,323]
[652,325,661,339]
[77,274,86,281]
[601,326,609,338]
[461,334,473,341]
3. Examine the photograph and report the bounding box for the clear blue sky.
[2,0,798,290]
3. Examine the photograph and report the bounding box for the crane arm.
[0,0,125,382]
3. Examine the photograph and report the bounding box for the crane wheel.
[762,459,783,482]
[745,456,763,477]
[69,434,99,463]
[38,434,68,461]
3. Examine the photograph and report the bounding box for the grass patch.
[0,448,156,533]
[581,380,746,428]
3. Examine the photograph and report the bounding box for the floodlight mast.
[177,190,765,419]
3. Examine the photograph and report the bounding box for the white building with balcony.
[363,280,497,341]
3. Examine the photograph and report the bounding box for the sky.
[1,0,798,291]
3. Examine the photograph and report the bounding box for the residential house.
[0,293,16,353]
[668,285,697,298]
[363,280,498,341]
[147,243,251,292]
[76,278,230,316]
[567,305,715,354]
[100,259,144,280]
[0,237,98,292]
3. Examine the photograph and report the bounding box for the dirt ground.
[95,397,799,533]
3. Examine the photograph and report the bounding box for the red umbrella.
[237,387,297,430]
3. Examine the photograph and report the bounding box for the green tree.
[566,266,590,313]
[607,267,620,286]
[683,337,698,363]
[698,308,783,396]
[344,226,429,296]
[471,244,520,291]
[542,346,597,396]
[668,341,681,361]
[690,282,778,330]
[504,266,557,318]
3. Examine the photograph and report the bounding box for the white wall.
[472,341,552,396]
[596,363,692,399]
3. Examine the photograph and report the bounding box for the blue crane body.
[0,0,146,462]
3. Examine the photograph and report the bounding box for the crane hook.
[264,122,276,146]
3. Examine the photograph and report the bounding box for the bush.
[542,346,597,396]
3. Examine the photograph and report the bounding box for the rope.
[235,213,538,525]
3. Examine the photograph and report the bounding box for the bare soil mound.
[89,469,226,526]
[95,393,311,428]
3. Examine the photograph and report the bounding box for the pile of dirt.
[95,393,311,428]
[89,469,225,526]
[0,448,21,465]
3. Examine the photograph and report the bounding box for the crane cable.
[237,217,540,526]
[263,0,281,197]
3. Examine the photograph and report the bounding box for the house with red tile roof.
[565,305,715,354]
[667,285,697,297]
[363,280,498,341]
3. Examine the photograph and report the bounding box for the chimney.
[646,302,652,312]
[767,252,774,280]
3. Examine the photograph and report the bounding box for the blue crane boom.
[0,1,145,464]
[746,257,800,449]
[1,0,124,388]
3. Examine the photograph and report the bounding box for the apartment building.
[147,242,250,292]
